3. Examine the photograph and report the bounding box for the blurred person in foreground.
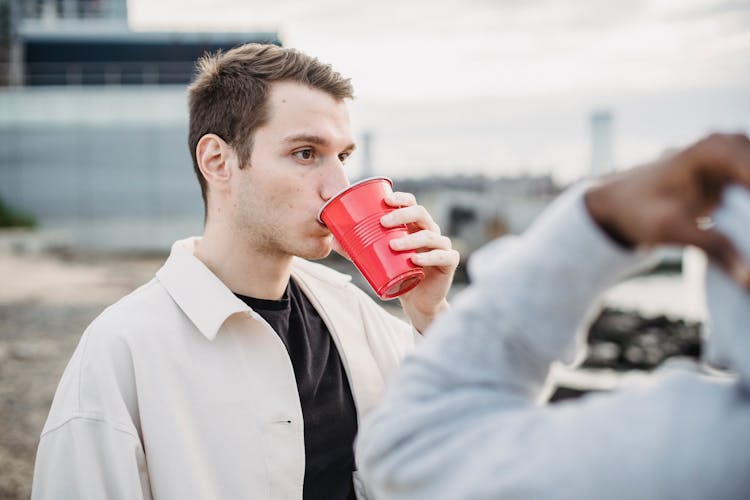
[31,44,458,500]
[357,133,750,500]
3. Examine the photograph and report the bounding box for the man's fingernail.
[391,239,404,250]
[381,214,394,225]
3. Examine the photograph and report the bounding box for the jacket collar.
[156,237,250,341]
[157,237,386,418]
[155,238,353,341]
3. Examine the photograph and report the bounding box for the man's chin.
[295,242,333,261]
[307,248,333,261]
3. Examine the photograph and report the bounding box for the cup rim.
[317,176,393,223]
[377,268,425,299]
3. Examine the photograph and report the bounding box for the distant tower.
[360,130,374,180]
[590,110,614,176]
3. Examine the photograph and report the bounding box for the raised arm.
[356,133,750,500]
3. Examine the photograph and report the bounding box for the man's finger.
[665,218,750,287]
[410,249,461,269]
[693,133,750,190]
[381,205,440,233]
[385,192,417,208]
[390,231,452,252]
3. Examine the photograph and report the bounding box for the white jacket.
[32,238,417,500]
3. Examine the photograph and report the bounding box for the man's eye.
[293,149,314,160]
[338,152,350,164]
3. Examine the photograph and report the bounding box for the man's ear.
[196,134,235,192]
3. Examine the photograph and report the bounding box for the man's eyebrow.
[283,134,356,152]
[283,134,329,146]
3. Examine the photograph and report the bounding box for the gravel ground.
[0,242,163,500]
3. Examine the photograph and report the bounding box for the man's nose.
[320,161,350,201]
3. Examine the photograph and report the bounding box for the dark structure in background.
[2,0,279,87]
[23,32,280,86]
[0,1,14,86]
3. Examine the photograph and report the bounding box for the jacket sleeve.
[31,316,153,500]
[357,186,750,500]
[32,416,152,500]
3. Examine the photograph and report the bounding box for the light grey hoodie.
[705,185,750,385]
[357,184,750,500]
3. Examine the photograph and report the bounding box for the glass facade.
[24,35,281,85]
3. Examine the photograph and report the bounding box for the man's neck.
[195,224,293,301]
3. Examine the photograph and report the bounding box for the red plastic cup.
[318,177,425,300]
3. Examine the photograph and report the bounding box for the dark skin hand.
[585,133,750,287]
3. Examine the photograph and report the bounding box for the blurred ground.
[0,231,163,499]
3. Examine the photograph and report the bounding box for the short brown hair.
[187,43,354,208]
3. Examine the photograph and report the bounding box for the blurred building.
[0,0,279,250]
[395,174,562,259]
[589,110,614,176]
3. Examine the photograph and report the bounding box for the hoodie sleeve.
[356,184,750,500]
[704,185,750,384]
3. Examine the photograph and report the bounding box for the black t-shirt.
[235,280,358,500]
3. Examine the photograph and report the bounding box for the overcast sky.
[128,0,750,180]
